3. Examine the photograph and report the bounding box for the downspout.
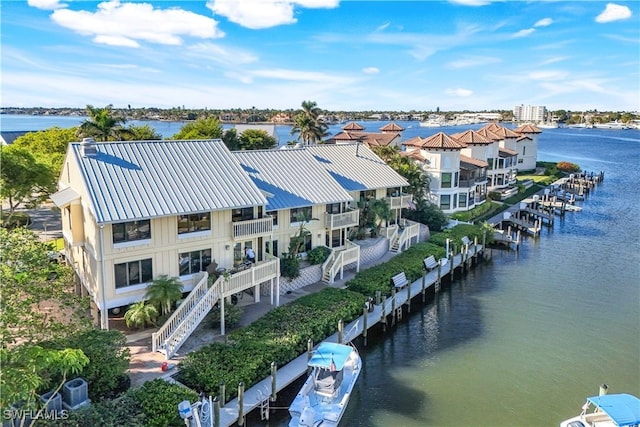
[98,224,109,330]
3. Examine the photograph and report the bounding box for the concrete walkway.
[125,250,399,388]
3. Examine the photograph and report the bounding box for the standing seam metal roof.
[304,144,409,191]
[72,140,267,224]
[232,149,353,211]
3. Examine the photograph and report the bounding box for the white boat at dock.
[559,393,640,427]
[289,342,361,427]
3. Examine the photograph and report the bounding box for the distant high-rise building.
[513,105,546,123]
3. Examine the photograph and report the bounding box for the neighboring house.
[51,138,414,334]
[1,130,32,145]
[402,123,540,213]
[326,122,404,148]
[233,124,279,145]
[51,138,272,330]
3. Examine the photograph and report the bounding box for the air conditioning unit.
[62,377,90,410]
[39,391,63,412]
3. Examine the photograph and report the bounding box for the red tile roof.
[482,122,520,138]
[514,124,542,134]
[403,132,465,150]
[380,122,404,132]
[327,131,399,147]
[475,127,503,141]
[401,149,427,161]
[460,154,489,168]
[499,147,518,156]
[343,122,365,130]
[451,129,493,145]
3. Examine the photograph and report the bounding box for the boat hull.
[289,344,361,427]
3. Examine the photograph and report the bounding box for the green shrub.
[40,393,145,426]
[307,246,331,265]
[280,255,300,280]
[41,329,130,400]
[128,379,198,427]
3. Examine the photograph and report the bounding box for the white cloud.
[27,0,66,10]
[362,67,379,74]
[207,0,339,30]
[50,0,224,47]
[596,3,632,23]
[250,68,354,85]
[445,88,473,97]
[446,55,501,69]
[527,70,570,81]
[512,28,535,38]
[186,43,258,66]
[376,22,390,32]
[534,18,553,27]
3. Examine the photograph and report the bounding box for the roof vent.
[80,138,97,158]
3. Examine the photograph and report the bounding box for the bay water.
[3,115,639,426]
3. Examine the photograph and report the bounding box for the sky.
[1,0,639,112]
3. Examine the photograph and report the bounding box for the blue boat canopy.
[308,342,353,371]
[587,394,640,426]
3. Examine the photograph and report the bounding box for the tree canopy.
[170,117,224,140]
[77,104,131,141]
[0,145,55,218]
[123,124,162,141]
[290,100,328,145]
[238,129,277,150]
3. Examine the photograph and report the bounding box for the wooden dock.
[176,243,484,427]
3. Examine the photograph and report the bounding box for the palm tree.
[77,104,131,141]
[124,301,158,329]
[145,275,183,316]
[290,100,328,145]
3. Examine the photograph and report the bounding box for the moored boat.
[559,393,640,427]
[289,342,361,427]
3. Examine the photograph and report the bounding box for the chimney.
[80,137,97,157]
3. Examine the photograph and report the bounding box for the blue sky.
[2,0,638,112]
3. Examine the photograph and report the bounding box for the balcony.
[324,209,359,229]
[386,194,413,210]
[232,216,273,240]
[459,178,476,188]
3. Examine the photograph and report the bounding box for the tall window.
[440,195,451,210]
[114,259,152,289]
[290,206,312,224]
[232,207,254,222]
[459,193,467,208]
[266,240,278,257]
[266,211,278,226]
[326,203,342,214]
[112,220,151,244]
[441,173,452,189]
[454,171,459,188]
[177,212,210,234]
[359,190,376,201]
[179,249,212,275]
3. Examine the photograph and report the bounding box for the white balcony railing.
[386,194,413,210]
[324,209,359,229]
[232,216,273,239]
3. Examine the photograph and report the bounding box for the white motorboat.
[559,393,640,427]
[289,342,361,427]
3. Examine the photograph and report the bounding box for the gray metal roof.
[71,139,267,224]
[233,149,353,211]
[305,143,409,191]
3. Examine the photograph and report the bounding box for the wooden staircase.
[389,219,420,253]
[152,272,221,360]
[152,257,281,360]
[321,241,360,284]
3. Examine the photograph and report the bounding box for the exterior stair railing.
[322,241,360,284]
[152,271,220,359]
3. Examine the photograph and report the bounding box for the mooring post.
[406,279,411,313]
[238,382,245,426]
[338,319,344,344]
[421,268,426,302]
[219,382,226,406]
[391,287,397,326]
[213,396,220,427]
[375,290,381,306]
[307,339,313,374]
[270,361,277,402]
[436,261,442,293]
[381,296,387,332]
[362,305,368,346]
[599,384,608,396]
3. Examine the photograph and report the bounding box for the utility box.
[39,391,63,412]
[62,378,90,410]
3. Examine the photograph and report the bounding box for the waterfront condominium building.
[513,105,546,123]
